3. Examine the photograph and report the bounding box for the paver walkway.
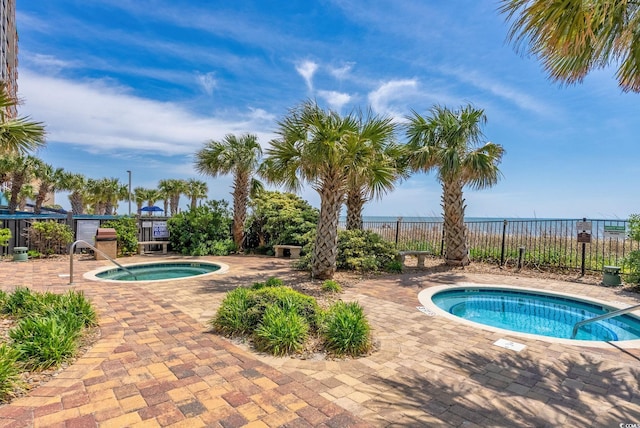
[1,254,640,427]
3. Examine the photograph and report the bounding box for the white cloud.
[295,60,318,91]
[317,90,351,111]
[329,63,354,80]
[368,79,418,118]
[18,69,274,156]
[196,71,217,95]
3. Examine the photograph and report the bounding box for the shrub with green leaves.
[251,277,285,290]
[0,344,21,402]
[210,287,253,335]
[0,228,10,247]
[254,306,309,356]
[102,217,138,255]
[321,280,342,293]
[336,229,398,273]
[10,315,79,369]
[245,191,318,252]
[623,214,640,284]
[167,200,234,256]
[322,301,371,357]
[247,286,321,331]
[26,221,73,255]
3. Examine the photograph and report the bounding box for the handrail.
[69,239,138,284]
[571,303,640,339]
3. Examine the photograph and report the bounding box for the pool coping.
[418,282,640,349]
[83,259,230,283]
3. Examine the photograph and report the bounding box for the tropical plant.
[184,178,208,211]
[262,101,381,279]
[321,280,342,293]
[195,133,263,250]
[144,188,162,215]
[500,0,640,92]
[102,217,138,255]
[245,191,318,251]
[322,301,371,357]
[32,160,64,214]
[0,83,46,155]
[406,105,504,266]
[335,229,398,273]
[3,154,38,213]
[132,187,149,214]
[167,200,234,256]
[58,172,87,215]
[0,344,22,402]
[253,306,309,356]
[158,178,186,216]
[0,228,10,247]
[26,221,74,255]
[16,184,35,211]
[623,214,640,284]
[344,110,407,230]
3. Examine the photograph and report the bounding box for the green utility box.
[12,247,28,262]
[602,265,622,286]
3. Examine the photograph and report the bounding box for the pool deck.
[1,254,639,427]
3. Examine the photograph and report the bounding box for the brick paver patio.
[1,254,639,427]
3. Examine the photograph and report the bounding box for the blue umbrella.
[140,206,163,214]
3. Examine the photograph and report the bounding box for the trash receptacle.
[95,228,117,260]
[602,265,622,286]
[12,247,28,262]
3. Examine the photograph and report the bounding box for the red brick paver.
[1,254,640,427]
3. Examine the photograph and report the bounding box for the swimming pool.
[419,285,640,344]
[85,260,229,282]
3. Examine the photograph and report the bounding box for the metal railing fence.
[340,218,638,274]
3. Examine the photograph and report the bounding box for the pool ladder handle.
[68,239,138,285]
[570,302,640,339]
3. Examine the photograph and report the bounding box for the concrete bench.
[396,251,432,268]
[274,245,302,259]
[138,241,169,255]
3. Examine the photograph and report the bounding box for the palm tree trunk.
[232,171,249,250]
[70,193,84,215]
[8,172,25,214]
[442,179,469,266]
[34,186,49,214]
[190,197,197,211]
[312,177,343,279]
[346,189,365,230]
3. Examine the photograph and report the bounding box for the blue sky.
[15,1,639,219]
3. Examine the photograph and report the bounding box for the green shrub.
[248,286,321,331]
[245,191,318,251]
[251,277,285,290]
[2,287,41,317]
[59,291,97,328]
[336,229,398,273]
[10,316,79,369]
[321,280,342,293]
[253,306,309,356]
[167,200,234,256]
[210,287,253,335]
[624,214,640,284]
[384,259,403,273]
[102,217,138,255]
[322,301,371,357]
[0,344,21,403]
[0,228,10,247]
[26,221,73,255]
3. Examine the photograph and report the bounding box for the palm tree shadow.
[369,347,640,426]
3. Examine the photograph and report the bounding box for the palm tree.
[344,110,407,230]
[17,184,35,211]
[184,178,208,211]
[406,104,505,266]
[158,178,186,216]
[5,155,38,213]
[58,172,87,214]
[195,133,263,250]
[133,187,149,214]
[262,101,378,279]
[499,0,640,92]
[145,189,161,216]
[32,160,64,214]
[0,84,47,154]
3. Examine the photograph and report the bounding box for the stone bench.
[274,245,302,259]
[396,251,432,268]
[138,241,169,255]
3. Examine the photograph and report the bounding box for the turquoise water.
[96,262,220,281]
[432,289,640,341]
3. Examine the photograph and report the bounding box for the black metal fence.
[340,218,638,274]
[0,214,171,257]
